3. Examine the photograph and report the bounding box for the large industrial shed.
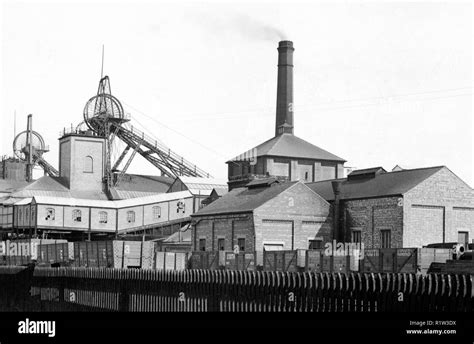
[307,166,474,249]
[191,179,331,252]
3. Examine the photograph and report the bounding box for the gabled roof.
[306,166,445,201]
[228,133,345,162]
[192,181,298,216]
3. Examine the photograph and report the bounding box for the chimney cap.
[278,40,294,48]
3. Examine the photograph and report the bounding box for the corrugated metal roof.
[174,177,228,196]
[32,190,193,209]
[113,190,159,199]
[14,198,33,205]
[1,197,25,205]
[115,174,174,193]
[306,166,445,201]
[228,133,345,162]
[192,181,298,216]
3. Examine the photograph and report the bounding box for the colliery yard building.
[1,40,473,254]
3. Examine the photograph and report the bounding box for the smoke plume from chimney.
[190,10,286,42]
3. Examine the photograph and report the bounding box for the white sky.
[1,0,473,185]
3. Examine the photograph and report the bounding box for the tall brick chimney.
[275,40,294,136]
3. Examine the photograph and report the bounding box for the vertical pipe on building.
[26,114,33,182]
[331,181,342,242]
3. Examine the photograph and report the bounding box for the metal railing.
[121,124,211,177]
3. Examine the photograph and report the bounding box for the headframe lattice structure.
[13,126,59,178]
[83,76,211,189]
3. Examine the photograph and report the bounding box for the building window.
[199,239,206,251]
[263,243,284,251]
[217,238,225,251]
[126,211,135,223]
[84,156,93,173]
[176,201,185,214]
[45,208,55,221]
[458,231,469,248]
[99,211,108,224]
[352,230,361,244]
[152,206,161,220]
[381,230,391,248]
[309,239,323,250]
[72,209,82,222]
[238,238,246,252]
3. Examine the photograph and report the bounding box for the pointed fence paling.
[0,266,472,312]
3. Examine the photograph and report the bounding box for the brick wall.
[192,214,254,251]
[59,135,105,192]
[254,182,331,250]
[342,196,403,249]
[192,182,331,252]
[404,167,474,247]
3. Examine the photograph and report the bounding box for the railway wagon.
[38,240,156,269]
[0,239,67,266]
[359,248,452,274]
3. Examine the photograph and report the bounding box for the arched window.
[99,211,108,224]
[72,209,82,222]
[84,156,93,173]
[126,210,135,223]
[152,206,161,220]
[45,208,55,221]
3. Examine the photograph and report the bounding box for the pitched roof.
[115,174,174,194]
[228,133,345,162]
[306,166,445,201]
[192,181,298,216]
[0,179,30,193]
[10,176,109,200]
[9,174,173,200]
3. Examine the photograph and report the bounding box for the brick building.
[191,178,332,252]
[307,166,474,249]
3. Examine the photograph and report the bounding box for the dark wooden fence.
[0,266,472,312]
